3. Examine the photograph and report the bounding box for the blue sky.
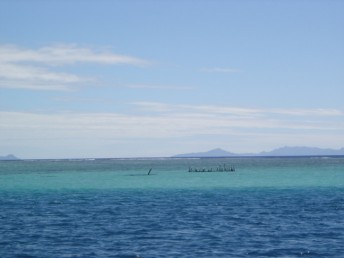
[0,0,343,158]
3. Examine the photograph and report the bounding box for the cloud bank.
[0,44,150,91]
[1,101,343,158]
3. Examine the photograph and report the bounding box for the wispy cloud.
[0,63,82,83]
[1,107,342,143]
[0,44,150,66]
[201,67,242,73]
[133,102,344,118]
[269,108,343,117]
[132,102,261,118]
[131,102,344,133]
[0,44,151,91]
[127,84,193,90]
[1,108,343,158]
[0,62,86,91]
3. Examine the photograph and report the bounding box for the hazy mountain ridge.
[3,147,344,159]
[260,146,344,156]
[173,146,344,158]
[0,154,19,160]
[173,148,236,158]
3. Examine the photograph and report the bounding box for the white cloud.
[269,108,343,117]
[0,44,151,91]
[1,109,343,158]
[130,102,344,133]
[0,44,150,66]
[0,63,87,91]
[0,80,74,91]
[0,63,82,83]
[1,105,342,141]
[132,102,343,118]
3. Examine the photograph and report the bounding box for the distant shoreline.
[1,155,344,162]
[173,147,344,158]
[2,146,344,161]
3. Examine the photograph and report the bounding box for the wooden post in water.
[148,168,152,175]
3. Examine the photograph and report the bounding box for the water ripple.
[0,188,343,257]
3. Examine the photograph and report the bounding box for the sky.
[0,0,343,158]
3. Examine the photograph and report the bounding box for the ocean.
[0,157,343,257]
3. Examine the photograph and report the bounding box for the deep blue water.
[1,157,344,257]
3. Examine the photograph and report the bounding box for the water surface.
[1,157,343,257]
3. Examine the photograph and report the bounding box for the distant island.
[0,154,19,161]
[173,146,344,158]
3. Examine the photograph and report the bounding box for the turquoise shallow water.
[1,157,344,191]
[1,157,344,257]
